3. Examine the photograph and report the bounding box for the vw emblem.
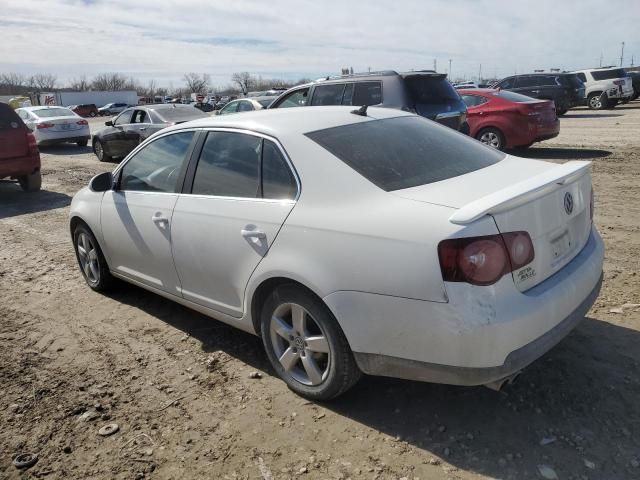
[564,192,574,215]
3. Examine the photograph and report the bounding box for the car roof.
[160,106,413,137]
[142,103,196,111]
[19,106,72,111]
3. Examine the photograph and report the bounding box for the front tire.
[260,285,361,400]
[93,139,111,162]
[72,224,115,292]
[77,139,88,147]
[476,127,505,150]
[18,170,41,192]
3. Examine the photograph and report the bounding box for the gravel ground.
[1,104,639,480]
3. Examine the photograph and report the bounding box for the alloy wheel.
[269,303,331,386]
[94,141,103,160]
[77,233,100,285]
[589,95,602,109]
[480,131,501,149]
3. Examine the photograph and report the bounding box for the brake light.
[37,123,54,129]
[77,119,88,125]
[438,232,535,286]
[26,132,38,155]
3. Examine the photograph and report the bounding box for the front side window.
[192,132,261,197]
[219,101,239,115]
[114,110,133,126]
[237,101,254,112]
[306,116,504,192]
[497,77,514,89]
[131,110,148,123]
[119,131,195,192]
[274,88,309,108]
[311,84,346,106]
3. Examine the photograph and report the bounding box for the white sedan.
[69,106,604,400]
[16,106,90,147]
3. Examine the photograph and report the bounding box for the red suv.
[71,104,99,117]
[0,102,41,191]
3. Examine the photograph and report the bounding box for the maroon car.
[459,89,560,150]
[0,102,41,191]
[71,103,99,117]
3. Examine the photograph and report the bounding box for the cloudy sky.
[1,0,638,89]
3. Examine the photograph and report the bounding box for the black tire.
[556,107,568,116]
[72,223,115,292]
[587,92,604,110]
[476,127,505,150]
[260,284,361,401]
[93,139,111,162]
[77,139,88,147]
[18,170,41,192]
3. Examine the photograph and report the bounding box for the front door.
[102,109,133,157]
[100,130,196,295]
[171,131,298,317]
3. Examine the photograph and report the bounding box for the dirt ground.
[1,104,639,480]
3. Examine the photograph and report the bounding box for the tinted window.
[131,110,148,123]
[120,131,194,192]
[0,104,23,130]
[342,83,354,105]
[192,132,261,198]
[493,90,536,102]
[460,94,488,107]
[591,69,626,80]
[237,101,254,112]
[352,82,382,106]
[274,88,308,108]
[497,77,514,89]
[114,110,132,125]
[306,116,504,192]
[576,72,587,83]
[262,140,297,200]
[404,76,459,103]
[311,84,346,106]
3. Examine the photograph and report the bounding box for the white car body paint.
[16,106,90,145]
[70,106,604,386]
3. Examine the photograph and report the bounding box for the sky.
[1,0,639,90]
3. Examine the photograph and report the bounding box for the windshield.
[403,75,460,103]
[154,106,208,123]
[493,90,537,102]
[591,69,627,80]
[33,108,76,118]
[306,116,504,192]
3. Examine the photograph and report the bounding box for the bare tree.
[183,73,210,93]
[29,73,57,91]
[92,73,128,91]
[231,72,255,96]
[0,72,27,93]
[69,75,90,91]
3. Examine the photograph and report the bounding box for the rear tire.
[476,127,505,150]
[72,224,115,292]
[556,107,568,116]
[18,171,41,192]
[587,92,604,110]
[93,139,111,162]
[77,139,88,147]
[260,284,361,401]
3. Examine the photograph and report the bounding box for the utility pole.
[448,59,452,79]
[433,59,437,71]
[632,55,635,67]
[478,64,482,83]
[599,52,603,67]
[620,41,625,67]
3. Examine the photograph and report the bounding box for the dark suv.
[492,73,585,115]
[269,70,469,133]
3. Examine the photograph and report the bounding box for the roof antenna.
[351,104,368,116]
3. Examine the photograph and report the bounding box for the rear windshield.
[591,69,627,80]
[404,75,460,103]
[33,107,75,118]
[153,106,207,122]
[0,104,24,130]
[493,90,536,102]
[306,116,504,192]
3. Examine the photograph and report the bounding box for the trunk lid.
[394,156,593,291]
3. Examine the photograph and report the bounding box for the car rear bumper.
[0,154,41,178]
[35,128,90,145]
[325,226,604,386]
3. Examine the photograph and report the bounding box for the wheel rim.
[77,233,100,285]
[589,96,601,109]
[94,141,103,160]
[269,303,331,386]
[479,131,501,148]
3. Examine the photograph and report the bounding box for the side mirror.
[89,172,113,192]
[105,120,113,126]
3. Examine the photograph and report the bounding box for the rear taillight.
[26,132,38,154]
[438,232,535,286]
[77,119,88,125]
[37,123,54,129]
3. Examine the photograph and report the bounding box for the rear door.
[171,131,298,317]
[0,105,28,160]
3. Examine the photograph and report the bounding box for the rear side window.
[404,76,459,103]
[262,140,297,200]
[493,90,536,102]
[306,116,504,192]
[311,84,345,106]
[352,82,382,106]
[192,132,262,198]
[0,104,24,130]
[591,69,626,80]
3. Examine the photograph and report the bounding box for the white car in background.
[573,67,634,109]
[98,102,129,116]
[69,106,604,400]
[15,106,90,147]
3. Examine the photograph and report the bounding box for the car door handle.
[531,90,540,94]
[139,127,147,131]
[241,229,266,239]
[152,213,169,225]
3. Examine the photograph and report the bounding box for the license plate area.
[60,123,71,130]
[551,230,574,265]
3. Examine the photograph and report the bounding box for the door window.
[237,101,254,112]
[119,131,195,192]
[131,110,148,123]
[114,110,133,125]
[352,81,383,106]
[273,88,309,108]
[460,94,488,107]
[576,72,587,83]
[311,84,346,106]
[219,101,239,115]
[192,132,262,198]
[497,77,514,89]
[342,83,354,105]
[262,140,297,200]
